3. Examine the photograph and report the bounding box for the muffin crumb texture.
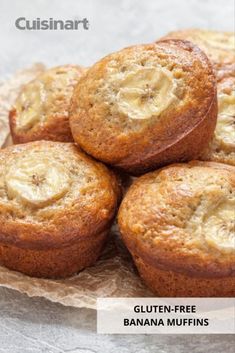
[118,161,235,297]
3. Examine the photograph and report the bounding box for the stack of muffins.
[0,29,234,297]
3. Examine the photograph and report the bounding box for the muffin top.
[163,31,235,166]
[0,141,119,249]
[70,40,216,173]
[118,161,235,277]
[200,75,235,165]
[10,65,85,143]
[162,29,235,70]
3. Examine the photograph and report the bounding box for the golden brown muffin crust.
[70,40,217,174]
[134,255,235,297]
[10,65,86,143]
[0,229,107,278]
[0,141,120,250]
[118,161,235,278]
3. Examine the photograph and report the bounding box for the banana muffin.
[118,161,235,297]
[0,141,120,278]
[200,75,235,165]
[70,40,217,175]
[162,29,235,74]
[10,65,85,143]
[161,30,235,166]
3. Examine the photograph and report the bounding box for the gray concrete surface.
[0,287,235,353]
[0,0,234,352]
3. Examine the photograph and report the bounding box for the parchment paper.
[0,66,152,309]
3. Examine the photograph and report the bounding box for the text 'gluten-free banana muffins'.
[0,141,120,278]
[70,39,217,175]
[10,65,86,144]
[118,161,235,297]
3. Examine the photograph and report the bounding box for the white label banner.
[97,298,235,334]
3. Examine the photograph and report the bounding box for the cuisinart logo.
[15,17,89,30]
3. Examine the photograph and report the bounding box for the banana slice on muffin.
[118,161,235,297]
[0,141,120,278]
[9,65,86,143]
[6,154,70,207]
[70,40,217,175]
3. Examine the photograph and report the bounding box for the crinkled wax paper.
[0,66,152,309]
